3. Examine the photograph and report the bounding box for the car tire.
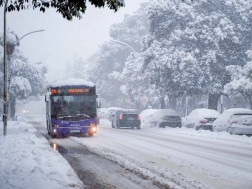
[227,127,233,135]
[116,121,120,129]
[158,122,164,128]
[137,126,140,130]
[210,126,213,132]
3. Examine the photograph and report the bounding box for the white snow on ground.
[0,119,84,189]
[72,119,252,189]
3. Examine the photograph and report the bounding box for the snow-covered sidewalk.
[0,118,83,189]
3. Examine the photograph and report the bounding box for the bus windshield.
[51,95,96,117]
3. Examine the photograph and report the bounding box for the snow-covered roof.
[49,78,95,88]
[140,109,157,116]
[154,109,179,116]
[223,108,252,115]
[213,108,252,126]
[108,107,124,111]
[188,108,220,118]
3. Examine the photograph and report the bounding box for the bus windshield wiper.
[58,115,72,119]
[75,114,90,118]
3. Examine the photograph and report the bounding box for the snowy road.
[72,120,252,189]
[32,117,252,189]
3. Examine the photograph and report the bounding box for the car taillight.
[120,114,123,120]
[176,117,181,121]
[138,114,140,120]
[200,119,208,123]
[231,121,237,124]
[97,113,100,118]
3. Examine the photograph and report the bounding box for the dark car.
[111,109,141,129]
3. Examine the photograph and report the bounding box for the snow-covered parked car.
[184,108,220,131]
[140,109,157,127]
[213,108,252,135]
[150,109,182,128]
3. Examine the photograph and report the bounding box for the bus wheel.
[88,133,94,137]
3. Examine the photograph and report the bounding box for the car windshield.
[51,95,96,117]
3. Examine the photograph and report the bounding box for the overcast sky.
[0,1,146,81]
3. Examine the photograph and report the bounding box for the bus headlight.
[92,127,97,133]
[90,123,97,133]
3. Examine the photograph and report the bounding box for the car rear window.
[230,114,252,124]
[122,114,138,120]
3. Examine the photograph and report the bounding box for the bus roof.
[49,78,95,88]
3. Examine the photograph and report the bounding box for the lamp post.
[1,28,45,135]
[110,39,137,53]
[3,0,9,135]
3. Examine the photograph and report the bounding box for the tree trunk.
[9,96,16,120]
[169,96,176,110]
[250,98,252,110]
[208,93,220,110]
[160,96,165,109]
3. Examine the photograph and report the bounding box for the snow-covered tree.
[89,3,149,108]
[123,0,251,110]
[0,49,47,119]
[225,50,252,109]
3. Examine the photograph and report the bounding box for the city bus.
[45,79,100,137]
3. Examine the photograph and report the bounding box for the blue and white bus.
[45,79,100,137]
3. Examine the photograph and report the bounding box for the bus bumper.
[52,126,97,136]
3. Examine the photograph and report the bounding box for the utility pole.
[1,20,44,135]
[3,0,9,135]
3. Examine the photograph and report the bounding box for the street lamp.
[110,39,137,53]
[3,0,9,136]
[1,29,45,135]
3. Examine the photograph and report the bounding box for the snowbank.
[0,120,83,189]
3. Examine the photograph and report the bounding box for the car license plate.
[70,130,80,133]
[127,118,134,120]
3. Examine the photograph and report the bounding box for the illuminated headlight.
[54,124,60,128]
[90,123,97,133]
[92,127,97,132]
[53,129,57,133]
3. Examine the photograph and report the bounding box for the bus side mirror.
[97,101,101,108]
[45,92,51,102]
